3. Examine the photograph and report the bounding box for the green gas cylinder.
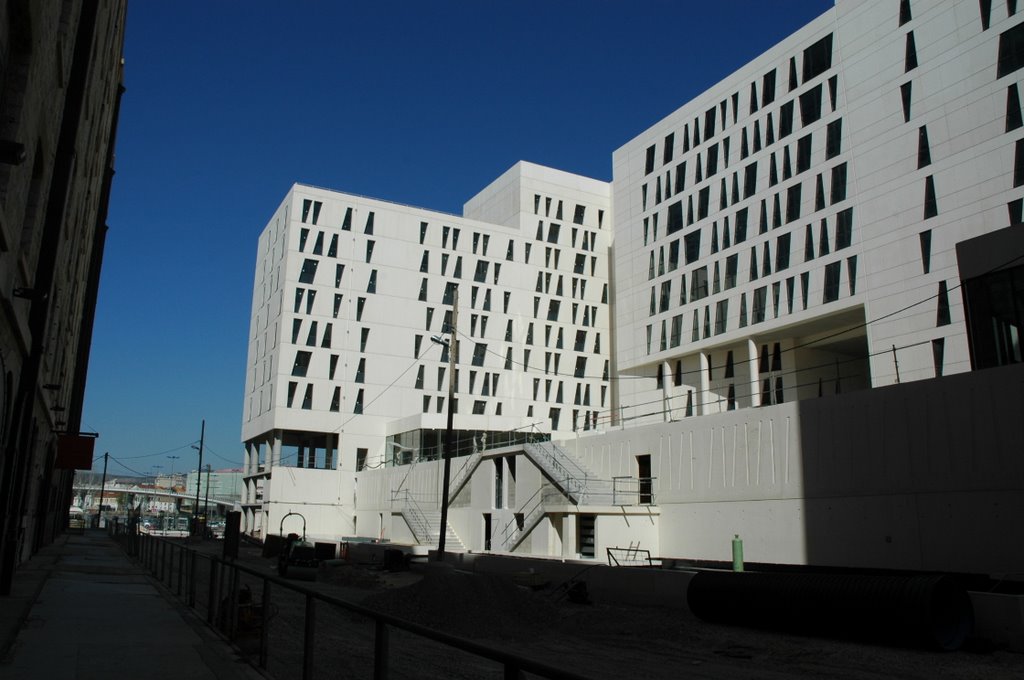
[732,534,744,572]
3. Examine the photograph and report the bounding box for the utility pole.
[203,464,212,525]
[436,287,457,560]
[892,345,901,384]
[193,419,204,536]
[97,452,109,528]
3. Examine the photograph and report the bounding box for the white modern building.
[242,0,1024,576]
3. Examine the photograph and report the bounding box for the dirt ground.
[179,539,1022,680]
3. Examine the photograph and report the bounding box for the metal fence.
[111,527,590,680]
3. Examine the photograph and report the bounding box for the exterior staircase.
[393,490,464,550]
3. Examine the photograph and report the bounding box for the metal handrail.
[391,489,435,544]
[116,530,591,680]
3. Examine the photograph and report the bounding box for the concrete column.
[748,338,761,408]
[562,514,578,559]
[661,360,672,421]
[698,352,711,416]
[271,431,282,468]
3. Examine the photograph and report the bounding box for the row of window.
[645,256,858,354]
[532,194,606,229]
[648,208,854,309]
[644,34,835,175]
[644,87,841,221]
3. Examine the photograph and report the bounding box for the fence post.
[259,579,271,669]
[374,620,389,680]
[188,551,197,608]
[177,546,185,597]
[207,560,219,626]
[227,565,239,641]
[303,594,315,680]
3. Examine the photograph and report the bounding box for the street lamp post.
[431,287,457,561]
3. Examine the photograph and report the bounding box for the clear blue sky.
[84,1,834,476]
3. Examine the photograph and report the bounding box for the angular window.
[981,0,992,31]
[706,144,719,177]
[306,321,318,347]
[287,382,298,408]
[355,358,366,383]
[365,240,375,263]
[691,267,709,301]
[472,343,487,367]
[300,384,313,411]
[420,221,428,244]
[799,85,823,126]
[917,126,931,168]
[819,219,831,256]
[735,207,748,243]
[353,389,364,415]
[793,136,810,176]
[670,315,683,348]
[684,230,701,264]
[836,208,854,250]
[299,259,318,284]
[786,183,802,223]
[292,351,311,377]
[573,204,587,225]
[329,354,339,380]
[899,0,912,25]
[920,229,932,274]
[328,234,338,258]
[752,286,768,324]
[333,294,343,319]
[360,328,370,352]
[779,101,794,138]
[645,145,656,174]
[705,107,717,138]
[924,175,938,218]
[453,256,463,279]
[936,280,952,326]
[762,69,777,106]
[789,56,799,92]
[697,187,710,220]
[815,174,826,211]
[1008,84,1023,131]
[725,254,739,289]
[547,300,560,321]
[802,34,833,83]
[364,212,374,235]
[418,278,428,302]
[299,228,310,252]
[321,323,332,348]
[905,32,918,72]
[776,232,792,271]
[847,255,858,295]
[744,162,757,198]
[367,270,377,293]
[823,261,842,303]
[667,200,684,234]
[341,207,352,231]
[900,81,913,123]
[831,163,848,204]
[825,119,842,159]
[312,232,324,255]
[714,300,729,335]
[330,387,341,413]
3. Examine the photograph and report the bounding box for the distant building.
[186,468,243,501]
[241,0,1024,575]
[0,0,126,593]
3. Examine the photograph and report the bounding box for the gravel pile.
[363,568,559,641]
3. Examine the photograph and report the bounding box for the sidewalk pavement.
[0,529,266,680]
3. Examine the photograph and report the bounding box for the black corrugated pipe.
[686,571,973,651]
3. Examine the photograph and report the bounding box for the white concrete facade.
[241,162,612,539]
[240,0,1024,576]
[612,0,1024,425]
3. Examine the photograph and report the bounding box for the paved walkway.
[0,530,265,680]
